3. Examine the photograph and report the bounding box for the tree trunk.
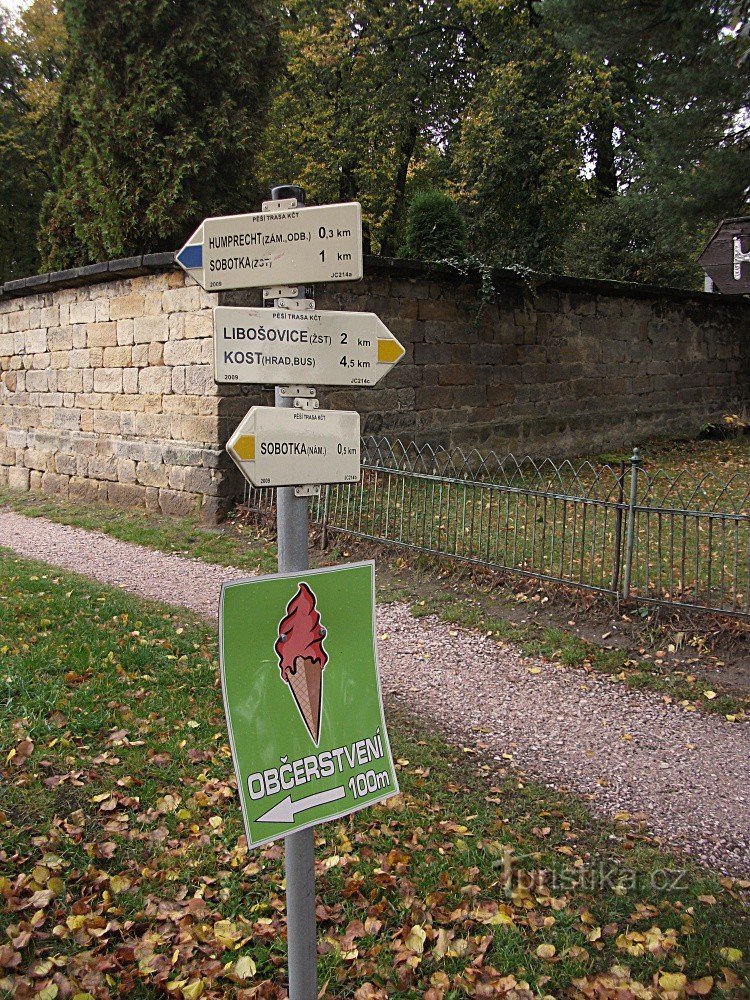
[593,111,617,198]
[378,118,419,257]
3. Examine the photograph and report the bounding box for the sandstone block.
[158,488,200,517]
[70,300,96,325]
[164,339,204,366]
[134,315,169,344]
[8,466,30,491]
[25,329,47,354]
[88,322,118,347]
[117,319,135,346]
[163,286,200,313]
[135,412,172,437]
[139,366,171,394]
[92,411,121,434]
[68,476,99,503]
[107,481,146,508]
[116,458,137,483]
[26,371,49,392]
[103,346,132,367]
[94,368,124,394]
[185,365,213,395]
[55,452,78,476]
[110,293,145,321]
[136,461,169,488]
[89,456,118,481]
[122,369,138,394]
[172,414,217,444]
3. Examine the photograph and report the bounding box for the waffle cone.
[287,657,323,743]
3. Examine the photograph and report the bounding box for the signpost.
[225,405,360,487]
[175,200,363,291]
[213,305,405,386]
[178,183,404,1000]
[698,217,750,294]
[220,563,398,850]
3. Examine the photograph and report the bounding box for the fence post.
[610,460,626,594]
[622,447,641,599]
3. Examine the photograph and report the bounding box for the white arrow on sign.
[176,202,363,292]
[213,306,405,387]
[256,786,346,824]
[227,406,360,488]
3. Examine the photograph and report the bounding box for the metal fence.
[243,437,750,620]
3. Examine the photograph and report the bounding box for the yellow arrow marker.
[377,338,405,364]
[233,435,255,461]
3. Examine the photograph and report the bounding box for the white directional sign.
[213,306,405,387]
[176,202,363,291]
[227,407,360,488]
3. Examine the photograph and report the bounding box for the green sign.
[220,561,398,849]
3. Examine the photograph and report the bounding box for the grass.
[2,484,748,718]
[1,551,748,998]
[0,487,277,575]
[318,434,750,617]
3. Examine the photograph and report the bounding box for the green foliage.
[0,0,65,282]
[399,189,466,261]
[39,0,282,270]
[451,6,610,272]
[257,0,480,255]
[547,0,749,286]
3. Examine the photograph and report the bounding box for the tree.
[258,0,481,254]
[0,0,65,282]
[450,4,609,271]
[399,189,466,260]
[547,0,750,286]
[39,0,282,270]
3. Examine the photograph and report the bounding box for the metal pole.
[270,184,317,1000]
[622,447,641,600]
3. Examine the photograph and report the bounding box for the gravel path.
[1,510,748,878]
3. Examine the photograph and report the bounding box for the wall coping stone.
[2,251,748,310]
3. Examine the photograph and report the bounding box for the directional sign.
[226,406,360,487]
[697,216,750,294]
[220,562,398,848]
[176,202,363,291]
[213,306,405,386]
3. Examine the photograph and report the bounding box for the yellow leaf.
[658,972,687,991]
[182,981,204,1000]
[405,924,427,953]
[719,947,743,962]
[703,690,717,700]
[66,914,87,930]
[536,944,556,960]
[691,977,713,995]
[91,792,111,803]
[110,875,131,894]
[234,955,256,980]
[214,919,241,949]
[208,815,223,829]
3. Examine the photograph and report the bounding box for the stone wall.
[1,255,748,522]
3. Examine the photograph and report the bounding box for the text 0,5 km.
[348,769,390,799]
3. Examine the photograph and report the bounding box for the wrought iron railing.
[243,438,750,620]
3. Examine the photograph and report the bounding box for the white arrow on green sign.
[213,306,405,386]
[220,562,398,849]
[176,202,363,291]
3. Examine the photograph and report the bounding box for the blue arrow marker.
[177,243,202,269]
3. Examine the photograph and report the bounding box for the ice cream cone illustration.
[275,583,328,744]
